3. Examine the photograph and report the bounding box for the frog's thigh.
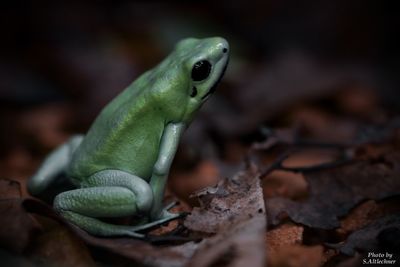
[85,170,153,213]
[54,186,137,218]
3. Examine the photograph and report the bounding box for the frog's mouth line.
[201,56,229,101]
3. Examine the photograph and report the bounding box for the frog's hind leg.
[54,186,145,238]
[54,170,157,238]
[55,191,182,238]
[28,135,84,196]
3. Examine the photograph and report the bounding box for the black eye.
[191,60,211,81]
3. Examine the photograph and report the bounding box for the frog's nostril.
[222,48,228,53]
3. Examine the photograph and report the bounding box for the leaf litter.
[16,164,266,267]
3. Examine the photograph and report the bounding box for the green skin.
[28,37,229,238]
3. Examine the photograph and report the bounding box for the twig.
[292,139,351,149]
[279,157,354,173]
[254,125,359,179]
[259,148,354,179]
[259,150,292,179]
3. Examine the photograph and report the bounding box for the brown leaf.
[262,170,307,199]
[187,216,266,267]
[0,179,40,253]
[185,165,267,267]
[268,244,324,267]
[266,223,304,254]
[27,217,96,267]
[340,214,400,256]
[335,86,380,119]
[289,107,357,143]
[70,227,199,267]
[266,224,335,267]
[185,165,265,234]
[0,178,21,199]
[338,198,400,236]
[24,198,198,267]
[266,151,400,229]
[0,147,36,183]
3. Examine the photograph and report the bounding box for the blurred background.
[0,0,399,196]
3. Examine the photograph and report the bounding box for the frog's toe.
[164,201,179,211]
[127,214,181,232]
[125,231,146,239]
[160,209,189,221]
[160,209,179,220]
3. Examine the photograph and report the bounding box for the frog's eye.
[191,60,212,81]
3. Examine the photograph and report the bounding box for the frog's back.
[67,76,165,183]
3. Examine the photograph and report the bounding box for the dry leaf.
[340,214,400,256]
[185,165,267,267]
[0,179,40,253]
[268,244,324,267]
[267,151,400,229]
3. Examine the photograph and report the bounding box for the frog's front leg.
[149,123,185,221]
[54,170,155,238]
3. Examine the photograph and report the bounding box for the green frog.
[28,37,229,238]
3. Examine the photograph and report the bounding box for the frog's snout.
[214,37,229,56]
[208,38,229,66]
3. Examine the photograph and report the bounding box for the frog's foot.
[60,206,184,238]
[61,211,146,238]
[158,201,189,221]
[128,201,186,232]
[128,212,182,232]
[164,200,178,211]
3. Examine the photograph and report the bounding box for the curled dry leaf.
[185,165,265,233]
[184,165,267,267]
[266,151,400,229]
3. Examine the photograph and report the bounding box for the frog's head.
[157,37,229,124]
